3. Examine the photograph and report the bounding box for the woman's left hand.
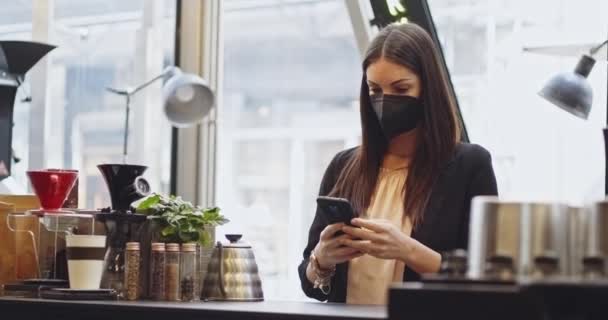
[340,218,414,261]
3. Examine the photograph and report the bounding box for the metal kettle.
[201,234,264,301]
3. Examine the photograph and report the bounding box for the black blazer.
[298,143,498,302]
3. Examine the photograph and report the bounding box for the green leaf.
[161,226,176,237]
[137,194,161,211]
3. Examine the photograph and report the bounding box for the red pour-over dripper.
[27,169,78,212]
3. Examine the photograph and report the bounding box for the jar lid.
[181,243,197,252]
[151,242,165,251]
[126,242,140,250]
[166,243,180,252]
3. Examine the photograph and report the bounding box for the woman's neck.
[387,127,419,158]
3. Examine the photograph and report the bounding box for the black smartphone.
[316,196,357,226]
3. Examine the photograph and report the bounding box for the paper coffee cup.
[66,235,106,289]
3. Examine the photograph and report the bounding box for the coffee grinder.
[95,164,150,294]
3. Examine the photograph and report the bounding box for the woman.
[298,23,498,305]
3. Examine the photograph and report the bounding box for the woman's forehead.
[366,58,418,83]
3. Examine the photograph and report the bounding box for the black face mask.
[370,94,423,140]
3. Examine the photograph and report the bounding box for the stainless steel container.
[201,234,264,301]
[524,203,569,278]
[581,200,608,278]
[565,206,585,277]
[468,196,583,280]
[467,196,523,280]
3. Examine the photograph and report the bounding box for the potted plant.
[136,193,228,246]
[136,193,228,298]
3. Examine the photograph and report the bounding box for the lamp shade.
[0,41,56,77]
[162,67,215,127]
[538,54,596,120]
[1,41,56,181]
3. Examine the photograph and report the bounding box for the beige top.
[346,155,412,305]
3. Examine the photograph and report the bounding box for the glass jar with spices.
[180,243,197,301]
[165,243,181,301]
[124,242,140,300]
[150,242,166,300]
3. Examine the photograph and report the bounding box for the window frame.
[173,0,223,206]
[176,0,469,204]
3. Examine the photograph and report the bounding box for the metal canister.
[524,203,569,278]
[467,196,523,280]
[565,206,585,277]
[581,200,608,278]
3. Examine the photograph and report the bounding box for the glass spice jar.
[165,243,181,301]
[124,242,140,300]
[150,242,166,301]
[180,243,197,302]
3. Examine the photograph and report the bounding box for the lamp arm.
[104,66,180,164]
[129,66,178,96]
[590,39,608,56]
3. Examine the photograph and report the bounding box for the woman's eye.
[369,87,382,95]
[394,87,410,94]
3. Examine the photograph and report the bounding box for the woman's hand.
[341,218,442,273]
[340,218,414,261]
[313,223,364,269]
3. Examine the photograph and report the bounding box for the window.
[217,0,362,300]
[427,0,608,204]
[2,0,176,208]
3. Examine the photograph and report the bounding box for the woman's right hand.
[313,223,363,269]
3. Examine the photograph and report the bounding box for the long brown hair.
[329,23,460,227]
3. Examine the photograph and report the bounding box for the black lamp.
[538,40,608,194]
[539,54,596,119]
